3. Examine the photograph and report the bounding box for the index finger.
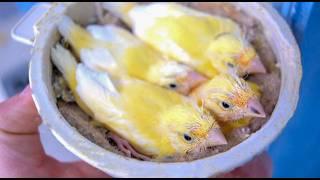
[0,86,41,134]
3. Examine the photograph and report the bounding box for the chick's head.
[237,46,266,75]
[192,74,266,122]
[159,102,226,157]
[148,61,207,95]
[207,33,266,76]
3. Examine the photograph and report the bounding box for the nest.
[52,2,281,162]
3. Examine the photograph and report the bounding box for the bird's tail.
[51,43,78,90]
[86,24,139,46]
[51,43,93,115]
[102,2,137,26]
[58,16,96,56]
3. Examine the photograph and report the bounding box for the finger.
[53,161,111,178]
[217,152,272,178]
[0,132,46,171]
[0,86,41,134]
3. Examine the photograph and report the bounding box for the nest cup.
[27,2,301,178]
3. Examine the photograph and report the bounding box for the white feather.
[80,48,117,73]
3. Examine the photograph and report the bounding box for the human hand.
[0,85,271,178]
[216,152,272,178]
[0,86,109,178]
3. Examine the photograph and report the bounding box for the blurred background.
[0,2,318,177]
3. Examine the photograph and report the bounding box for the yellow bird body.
[103,2,266,76]
[51,44,224,160]
[133,8,239,77]
[220,118,251,135]
[58,16,206,95]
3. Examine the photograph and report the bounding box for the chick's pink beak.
[178,71,207,95]
[247,98,266,118]
[185,71,207,90]
[246,56,267,74]
[206,128,227,146]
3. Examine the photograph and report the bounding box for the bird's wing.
[75,63,124,122]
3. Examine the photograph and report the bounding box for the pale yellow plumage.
[58,16,206,95]
[51,44,225,160]
[102,2,266,76]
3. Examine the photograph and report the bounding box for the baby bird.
[51,44,226,161]
[57,16,206,95]
[190,74,266,122]
[102,2,266,77]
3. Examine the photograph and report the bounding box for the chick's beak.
[184,71,207,93]
[245,56,267,74]
[206,128,227,146]
[247,98,266,118]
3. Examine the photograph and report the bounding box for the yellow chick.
[190,74,266,122]
[102,2,266,77]
[57,16,206,95]
[51,44,226,161]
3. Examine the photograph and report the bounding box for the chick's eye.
[169,83,177,89]
[227,62,235,68]
[221,101,231,109]
[183,134,192,142]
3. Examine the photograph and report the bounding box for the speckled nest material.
[52,2,281,162]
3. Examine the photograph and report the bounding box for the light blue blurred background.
[0,2,319,178]
[270,2,319,178]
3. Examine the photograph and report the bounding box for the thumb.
[217,152,273,178]
[0,86,41,134]
[55,161,111,178]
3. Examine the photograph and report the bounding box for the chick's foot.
[107,133,151,161]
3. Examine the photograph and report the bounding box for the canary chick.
[102,2,266,77]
